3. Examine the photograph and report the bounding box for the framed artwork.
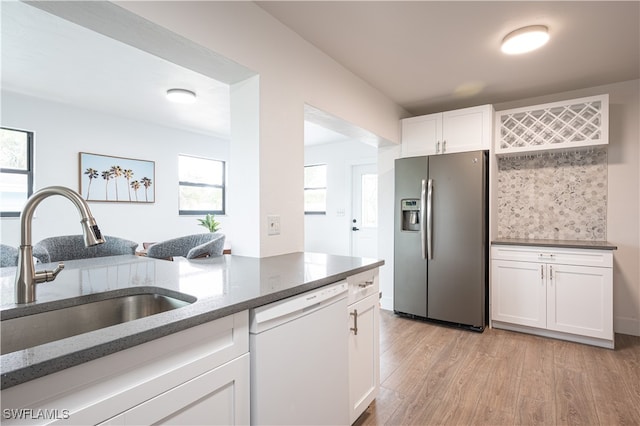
[79,152,155,203]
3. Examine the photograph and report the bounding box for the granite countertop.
[0,253,384,389]
[491,238,617,250]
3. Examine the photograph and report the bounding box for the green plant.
[197,213,221,232]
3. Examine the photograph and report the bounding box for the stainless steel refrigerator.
[393,150,488,331]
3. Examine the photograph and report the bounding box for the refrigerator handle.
[426,178,433,260]
[420,179,427,259]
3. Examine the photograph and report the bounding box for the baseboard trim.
[492,321,615,349]
[614,316,640,337]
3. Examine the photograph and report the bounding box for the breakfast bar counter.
[0,253,383,389]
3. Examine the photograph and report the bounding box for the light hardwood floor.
[355,310,640,426]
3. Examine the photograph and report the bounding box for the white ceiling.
[257,1,639,116]
[2,1,638,145]
[1,1,231,139]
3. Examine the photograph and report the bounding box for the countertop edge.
[491,239,617,250]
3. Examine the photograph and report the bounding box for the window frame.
[1,127,34,218]
[304,163,327,215]
[178,154,226,216]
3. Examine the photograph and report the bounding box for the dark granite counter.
[491,238,617,250]
[0,253,383,389]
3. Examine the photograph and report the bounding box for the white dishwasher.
[249,281,349,426]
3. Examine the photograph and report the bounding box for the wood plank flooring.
[355,310,640,426]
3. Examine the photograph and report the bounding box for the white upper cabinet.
[401,112,441,156]
[401,104,493,157]
[495,94,609,156]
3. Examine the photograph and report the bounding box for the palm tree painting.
[123,169,134,201]
[110,165,123,201]
[83,168,99,199]
[131,180,141,202]
[79,152,155,203]
[141,177,153,202]
[101,169,113,199]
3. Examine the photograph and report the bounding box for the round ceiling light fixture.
[501,25,549,55]
[166,88,197,104]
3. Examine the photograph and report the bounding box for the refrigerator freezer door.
[394,156,429,317]
[427,151,487,328]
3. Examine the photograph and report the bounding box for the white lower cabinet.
[1,311,249,426]
[99,354,249,425]
[491,245,614,348]
[346,268,380,424]
[492,259,547,329]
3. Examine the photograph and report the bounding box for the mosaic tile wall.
[496,148,607,240]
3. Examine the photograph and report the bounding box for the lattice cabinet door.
[495,94,609,156]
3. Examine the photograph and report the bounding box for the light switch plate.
[267,215,280,236]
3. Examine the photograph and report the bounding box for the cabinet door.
[442,105,491,154]
[547,264,613,340]
[401,113,441,157]
[348,293,380,424]
[99,353,250,426]
[491,260,546,328]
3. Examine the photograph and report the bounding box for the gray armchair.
[1,243,19,267]
[32,235,138,264]
[146,233,225,260]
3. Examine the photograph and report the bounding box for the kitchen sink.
[1,292,195,355]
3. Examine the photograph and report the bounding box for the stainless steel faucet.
[15,186,105,304]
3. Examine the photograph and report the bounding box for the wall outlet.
[267,215,280,236]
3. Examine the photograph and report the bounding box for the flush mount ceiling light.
[501,25,549,55]
[166,88,197,104]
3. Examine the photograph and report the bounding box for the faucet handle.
[51,262,65,279]
[34,262,65,284]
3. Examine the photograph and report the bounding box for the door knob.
[352,226,360,231]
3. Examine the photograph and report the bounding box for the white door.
[491,259,547,329]
[547,264,613,340]
[347,293,380,424]
[401,113,441,157]
[351,164,378,258]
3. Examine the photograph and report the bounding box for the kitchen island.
[1,252,382,425]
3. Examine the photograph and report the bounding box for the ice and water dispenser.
[400,199,420,231]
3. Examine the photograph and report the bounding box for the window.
[304,164,327,214]
[1,127,34,217]
[178,154,225,215]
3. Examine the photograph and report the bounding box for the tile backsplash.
[497,148,607,241]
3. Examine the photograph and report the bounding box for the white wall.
[0,91,230,249]
[377,143,402,311]
[304,140,377,256]
[115,1,406,257]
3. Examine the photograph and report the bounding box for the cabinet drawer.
[347,268,379,305]
[99,353,250,425]
[491,245,612,268]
